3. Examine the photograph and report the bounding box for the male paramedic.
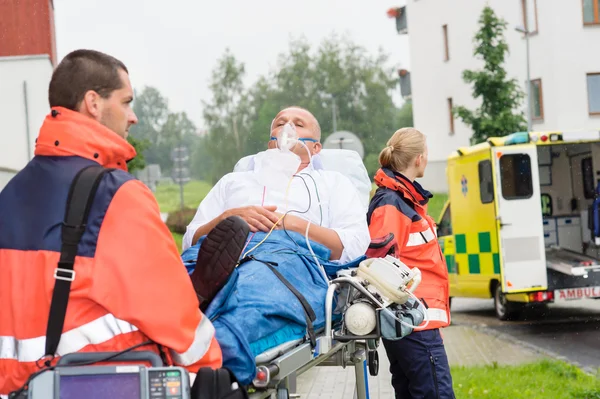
[0,49,223,396]
[183,106,370,263]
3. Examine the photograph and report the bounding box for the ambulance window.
[499,154,533,200]
[582,157,594,199]
[438,205,452,236]
[478,160,494,204]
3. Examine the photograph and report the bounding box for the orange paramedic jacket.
[0,107,222,395]
[366,168,451,330]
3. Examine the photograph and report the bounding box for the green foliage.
[364,153,381,179]
[396,100,414,128]
[126,135,150,173]
[130,36,412,185]
[454,6,527,145]
[202,49,251,183]
[451,360,600,399]
[129,87,200,177]
[200,34,406,183]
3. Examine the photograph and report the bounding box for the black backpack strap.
[43,165,114,361]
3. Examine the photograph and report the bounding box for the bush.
[166,207,197,235]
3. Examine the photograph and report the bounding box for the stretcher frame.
[248,275,384,399]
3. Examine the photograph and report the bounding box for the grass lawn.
[450,360,600,399]
[429,192,448,221]
[172,232,183,250]
[154,180,213,214]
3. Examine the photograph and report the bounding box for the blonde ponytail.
[379,128,426,172]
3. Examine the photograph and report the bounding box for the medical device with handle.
[356,255,421,305]
[26,351,191,399]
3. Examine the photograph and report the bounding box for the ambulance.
[437,130,600,320]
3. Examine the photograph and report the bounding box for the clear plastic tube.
[297,140,329,285]
[305,221,330,286]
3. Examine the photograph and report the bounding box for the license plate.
[554,286,600,301]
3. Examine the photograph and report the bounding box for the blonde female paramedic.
[366,127,455,399]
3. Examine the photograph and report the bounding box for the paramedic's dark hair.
[49,49,129,110]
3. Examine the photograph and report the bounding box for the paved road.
[450,297,600,371]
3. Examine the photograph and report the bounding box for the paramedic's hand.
[225,205,281,233]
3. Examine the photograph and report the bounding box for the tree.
[201,35,405,183]
[453,6,527,144]
[129,86,200,176]
[126,135,149,173]
[202,49,252,182]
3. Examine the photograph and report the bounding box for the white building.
[398,0,600,192]
[0,55,53,190]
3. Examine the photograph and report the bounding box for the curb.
[451,321,598,376]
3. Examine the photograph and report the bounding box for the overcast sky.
[54,0,410,129]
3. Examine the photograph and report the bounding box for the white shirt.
[182,163,371,263]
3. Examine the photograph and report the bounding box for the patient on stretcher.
[180,107,371,385]
[182,107,370,262]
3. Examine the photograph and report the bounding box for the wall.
[0,0,57,65]
[419,159,448,193]
[405,0,600,193]
[0,55,54,172]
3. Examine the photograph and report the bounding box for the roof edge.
[0,54,52,63]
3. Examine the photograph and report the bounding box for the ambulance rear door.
[492,144,547,292]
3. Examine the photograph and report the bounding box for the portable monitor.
[27,365,190,399]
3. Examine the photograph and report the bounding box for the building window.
[587,73,600,115]
[521,0,539,33]
[442,25,449,61]
[447,98,454,134]
[529,79,544,121]
[499,154,533,200]
[583,0,600,24]
[478,160,494,204]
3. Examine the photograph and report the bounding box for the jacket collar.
[34,107,136,171]
[374,167,432,207]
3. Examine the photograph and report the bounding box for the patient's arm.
[192,205,281,246]
[183,175,281,250]
[278,213,344,260]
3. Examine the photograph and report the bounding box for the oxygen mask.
[274,122,299,152]
[271,121,319,165]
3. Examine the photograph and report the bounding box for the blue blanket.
[181,230,364,385]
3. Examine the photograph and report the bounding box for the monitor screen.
[60,373,141,399]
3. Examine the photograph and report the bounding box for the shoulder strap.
[43,165,114,360]
[240,255,317,348]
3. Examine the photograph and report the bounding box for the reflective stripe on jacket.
[366,168,451,330]
[0,107,222,394]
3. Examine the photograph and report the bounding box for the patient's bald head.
[270,106,321,141]
[268,106,322,165]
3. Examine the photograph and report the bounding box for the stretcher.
[247,274,381,399]
[246,254,424,399]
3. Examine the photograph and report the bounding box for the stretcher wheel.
[277,388,290,399]
[368,350,379,376]
[366,339,379,351]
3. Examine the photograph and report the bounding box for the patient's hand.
[225,205,281,233]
